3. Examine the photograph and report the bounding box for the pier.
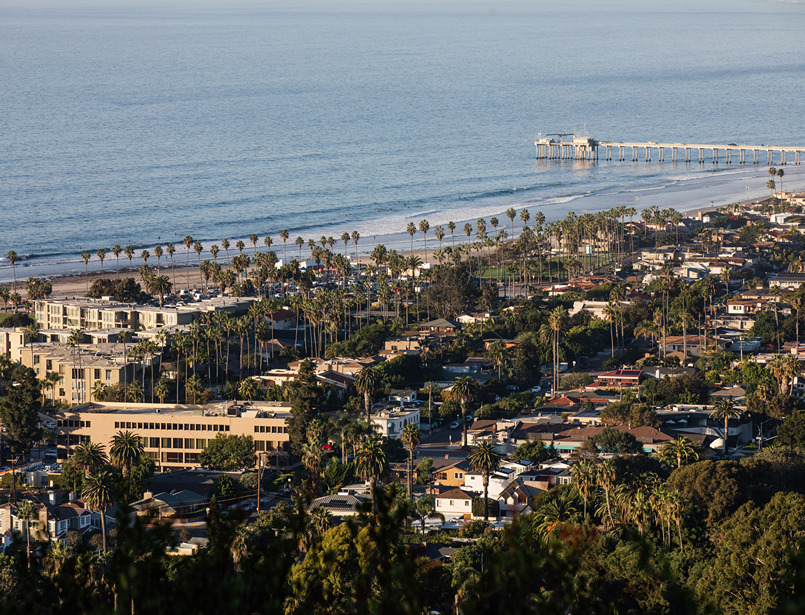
[534,134,804,165]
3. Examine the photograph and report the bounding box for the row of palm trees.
[569,460,688,549]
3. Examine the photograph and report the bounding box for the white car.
[449,421,461,429]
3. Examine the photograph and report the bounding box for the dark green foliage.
[600,399,658,427]
[591,428,642,454]
[779,410,805,447]
[560,372,593,390]
[424,263,480,318]
[696,492,805,615]
[667,460,749,526]
[415,457,433,484]
[199,433,256,471]
[0,312,32,327]
[472,498,499,518]
[326,320,395,358]
[512,440,550,463]
[210,474,243,500]
[86,277,150,303]
[0,366,42,460]
[286,359,324,455]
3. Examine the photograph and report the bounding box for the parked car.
[449,420,461,429]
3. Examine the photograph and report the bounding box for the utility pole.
[256,452,265,514]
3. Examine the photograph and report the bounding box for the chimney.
[68,491,78,502]
[444,454,449,460]
[143,491,153,500]
[47,490,56,506]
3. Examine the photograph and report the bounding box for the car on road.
[449,420,460,429]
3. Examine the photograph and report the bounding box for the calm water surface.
[1,0,805,280]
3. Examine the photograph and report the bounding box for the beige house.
[53,401,293,471]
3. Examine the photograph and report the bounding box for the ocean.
[2,0,805,283]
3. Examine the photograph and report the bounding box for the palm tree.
[545,306,568,395]
[354,436,387,519]
[406,222,417,256]
[7,250,18,290]
[183,235,194,289]
[451,376,478,447]
[419,219,430,263]
[597,459,617,529]
[777,168,785,199]
[411,495,444,533]
[355,366,380,425]
[16,498,36,567]
[81,250,91,291]
[82,469,115,552]
[486,340,510,380]
[658,437,699,469]
[603,302,618,357]
[468,441,501,521]
[154,378,170,404]
[110,430,144,481]
[96,248,106,274]
[72,441,108,478]
[351,230,361,264]
[154,244,163,270]
[572,459,596,519]
[711,398,742,455]
[401,423,421,499]
[239,377,258,401]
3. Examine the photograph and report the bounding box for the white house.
[435,488,474,517]
[463,467,517,499]
[264,309,297,330]
[370,407,420,439]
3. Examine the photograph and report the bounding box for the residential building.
[370,407,420,439]
[20,342,139,406]
[434,488,474,517]
[588,369,643,390]
[433,459,471,487]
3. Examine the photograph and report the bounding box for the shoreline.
[2,163,799,290]
[4,198,761,301]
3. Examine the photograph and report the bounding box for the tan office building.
[54,401,293,471]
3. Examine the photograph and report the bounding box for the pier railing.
[534,136,804,165]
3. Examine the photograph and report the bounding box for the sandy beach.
[3,199,746,302]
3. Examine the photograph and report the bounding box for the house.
[131,490,206,518]
[658,335,707,357]
[309,493,369,517]
[420,318,459,333]
[467,419,513,446]
[770,273,805,290]
[588,369,643,390]
[316,370,356,391]
[388,389,418,404]
[370,407,420,439]
[444,358,490,375]
[264,309,297,330]
[434,488,474,517]
[498,480,544,518]
[456,312,491,325]
[383,336,424,354]
[726,299,772,315]
[464,467,517,499]
[569,300,630,320]
[433,459,471,487]
[0,492,107,542]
